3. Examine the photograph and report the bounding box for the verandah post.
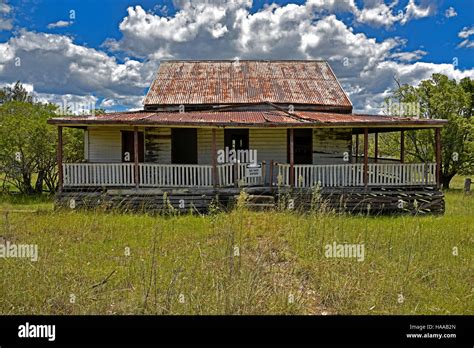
[435,128,442,188]
[363,128,369,186]
[269,160,274,188]
[134,126,139,189]
[374,132,378,163]
[212,128,217,188]
[400,130,405,163]
[57,126,63,192]
[355,133,359,163]
[289,128,295,188]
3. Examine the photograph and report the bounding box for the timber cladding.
[313,128,352,164]
[144,128,171,164]
[55,186,444,215]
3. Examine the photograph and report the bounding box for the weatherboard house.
[48,60,446,214]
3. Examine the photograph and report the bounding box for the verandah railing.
[139,163,213,187]
[63,162,264,187]
[63,162,436,188]
[63,163,135,187]
[217,163,264,187]
[277,163,437,188]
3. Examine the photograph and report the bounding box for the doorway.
[171,128,198,164]
[288,129,313,164]
[121,131,144,162]
[224,129,249,152]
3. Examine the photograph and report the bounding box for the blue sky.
[0,0,472,113]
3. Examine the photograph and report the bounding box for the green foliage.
[383,74,473,188]
[0,81,33,104]
[0,100,83,194]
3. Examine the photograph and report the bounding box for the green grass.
[0,178,472,315]
[0,194,54,211]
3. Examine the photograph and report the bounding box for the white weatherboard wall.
[86,126,352,165]
[312,128,351,164]
[249,129,287,164]
[198,128,287,165]
[197,128,224,164]
[145,127,172,164]
[87,127,122,163]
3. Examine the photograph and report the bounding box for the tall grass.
[0,180,472,315]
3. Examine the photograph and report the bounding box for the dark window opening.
[121,131,144,163]
[171,128,198,164]
[288,129,313,164]
[224,129,249,151]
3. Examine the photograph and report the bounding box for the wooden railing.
[294,164,364,188]
[217,162,265,187]
[367,163,436,186]
[63,162,436,188]
[277,163,436,187]
[63,162,264,188]
[63,163,135,187]
[276,163,291,186]
[140,163,213,187]
[217,163,233,187]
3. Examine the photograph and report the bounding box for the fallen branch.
[91,270,116,289]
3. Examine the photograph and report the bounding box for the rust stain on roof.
[48,110,447,128]
[143,60,353,108]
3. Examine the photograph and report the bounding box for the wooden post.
[435,128,442,188]
[363,128,369,186]
[374,132,378,163]
[211,128,218,188]
[464,178,472,194]
[269,160,274,188]
[133,127,139,189]
[57,126,63,192]
[233,160,238,188]
[355,133,359,163]
[400,130,405,163]
[289,129,295,188]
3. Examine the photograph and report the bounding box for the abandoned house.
[48,60,447,214]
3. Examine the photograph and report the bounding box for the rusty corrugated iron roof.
[48,110,447,128]
[143,60,352,108]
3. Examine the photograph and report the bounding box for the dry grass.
[0,177,472,315]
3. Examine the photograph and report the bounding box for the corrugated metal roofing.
[48,110,446,128]
[143,60,352,108]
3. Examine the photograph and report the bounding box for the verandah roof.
[48,110,447,129]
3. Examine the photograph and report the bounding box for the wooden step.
[244,203,275,211]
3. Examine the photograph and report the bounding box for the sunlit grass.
[0,177,472,315]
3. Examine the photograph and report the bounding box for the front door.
[171,128,198,164]
[121,131,144,162]
[224,129,249,153]
[288,129,313,164]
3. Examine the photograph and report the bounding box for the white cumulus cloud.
[47,20,73,29]
[0,0,471,113]
[445,7,457,18]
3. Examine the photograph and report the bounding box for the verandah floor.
[55,185,445,215]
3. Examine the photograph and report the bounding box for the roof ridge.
[160,59,329,63]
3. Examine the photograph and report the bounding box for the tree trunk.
[441,173,456,190]
[21,172,34,195]
[34,170,45,194]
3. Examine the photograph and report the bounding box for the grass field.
[0,178,472,315]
